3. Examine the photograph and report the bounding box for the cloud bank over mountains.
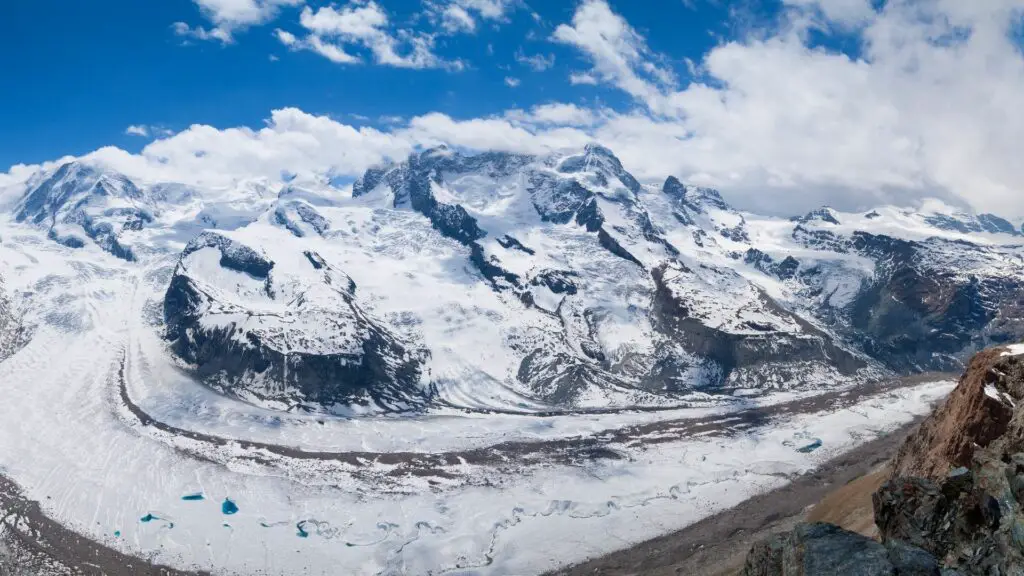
[12,0,1024,217]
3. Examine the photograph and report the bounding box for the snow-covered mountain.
[6,146,1024,414]
[14,161,153,260]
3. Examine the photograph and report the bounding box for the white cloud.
[173,21,233,43]
[504,76,521,87]
[553,0,678,115]
[426,0,520,36]
[304,33,361,63]
[0,108,586,192]
[783,0,876,29]
[403,112,591,154]
[279,2,461,69]
[299,1,387,38]
[274,28,298,46]
[515,49,555,71]
[175,0,303,43]
[447,0,519,21]
[506,103,599,126]
[79,109,414,188]
[125,125,150,137]
[568,71,599,85]
[440,5,476,34]
[125,125,175,139]
[0,108,596,193]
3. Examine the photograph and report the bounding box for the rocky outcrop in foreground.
[743,345,1024,575]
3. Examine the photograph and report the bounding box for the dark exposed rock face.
[873,454,1024,574]
[164,232,430,412]
[744,248,801,281]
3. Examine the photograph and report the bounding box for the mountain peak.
[662,176,686,199]
[684,186,731,213]
[794,207,841,225]
[582,143,616,158]
[556,144,641,194]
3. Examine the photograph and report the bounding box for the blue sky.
[2,0,764,168]
[4,1,1024,217]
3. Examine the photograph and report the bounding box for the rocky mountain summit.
[7,145,1024,413]
[743,345,1024,575]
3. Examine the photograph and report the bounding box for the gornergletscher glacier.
[0,143,1020,575]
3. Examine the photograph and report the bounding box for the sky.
[5,0,1024,216]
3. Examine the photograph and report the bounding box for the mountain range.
[4,144,1024,414]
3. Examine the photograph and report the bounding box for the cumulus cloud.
[84,109,414,188]
[278,2,462,69]
[504,76,521,87]
[175,0,303,42]
[505,103,600,127]
[0,108,585,192]
[403,112,591,154]
[553,0,678,115]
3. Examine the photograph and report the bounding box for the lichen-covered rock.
[884,540,940,576]
[743,523,897,576]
